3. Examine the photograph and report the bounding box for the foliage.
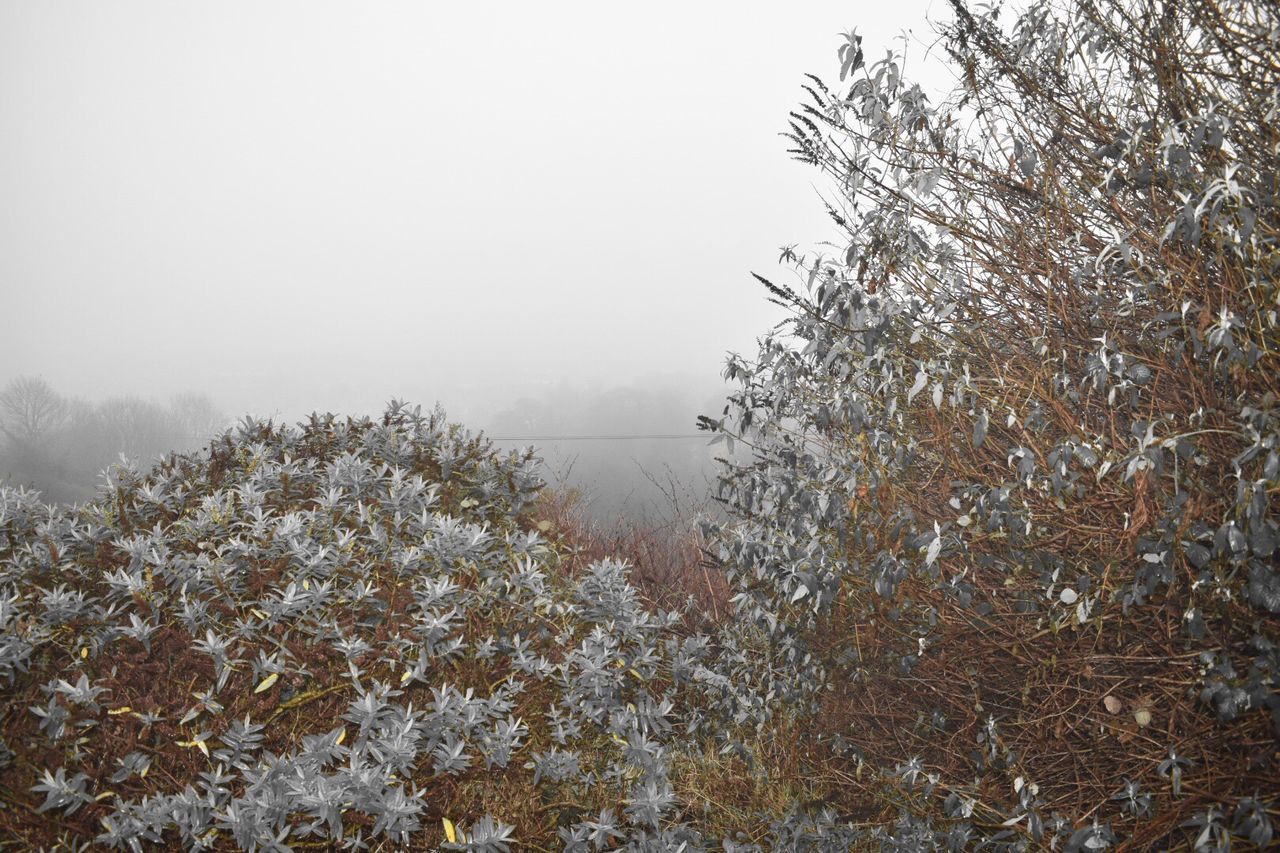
[0,404,745,849]
[699,0,1279,847]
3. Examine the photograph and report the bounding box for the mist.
[0,0,948,517]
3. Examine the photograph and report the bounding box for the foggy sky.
[1,0,948,429]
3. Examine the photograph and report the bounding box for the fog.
[1,0,948,519]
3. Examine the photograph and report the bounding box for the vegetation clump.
[699,0,1280,847]
[0,405,736,850]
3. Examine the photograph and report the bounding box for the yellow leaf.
[81,647,89,659]
[108,706,133,716]
[400,669,414,684]
[177,738,209,757]
[442,818,457,844]
[95,790,116,801]
[336,728,346,746]
[254,672,279,694]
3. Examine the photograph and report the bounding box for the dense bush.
[0,405,738,849]
[699,0,1279,847]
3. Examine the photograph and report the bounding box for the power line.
[487,434,707,442]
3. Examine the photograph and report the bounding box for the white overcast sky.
[1,1,950,425]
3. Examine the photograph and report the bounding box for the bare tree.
[0,376,67,445]
[169,393,227,444]
[97,396,183,462]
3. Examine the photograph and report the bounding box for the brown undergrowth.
[527,487,729,634]
[0,419,748,851]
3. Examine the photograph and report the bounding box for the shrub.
[0,404,733,849]
[701,0,1279,846]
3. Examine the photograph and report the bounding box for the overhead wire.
[486,434,707,441]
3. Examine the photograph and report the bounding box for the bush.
[700,0,1279,847]
[0,404,736,849]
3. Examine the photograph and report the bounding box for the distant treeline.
[0,376,225,504]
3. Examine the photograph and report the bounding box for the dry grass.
[528,487,729,632]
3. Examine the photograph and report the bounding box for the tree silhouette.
[0,376,67,445]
